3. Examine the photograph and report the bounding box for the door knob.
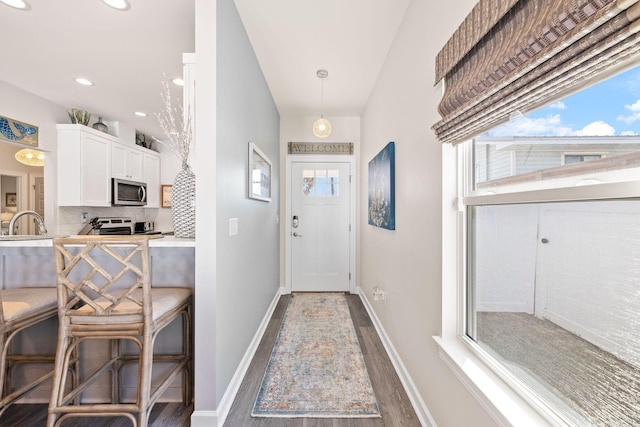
[293,232,302,237]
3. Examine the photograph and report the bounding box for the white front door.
[291,162,351,292]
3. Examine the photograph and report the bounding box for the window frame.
[437,138,640,426]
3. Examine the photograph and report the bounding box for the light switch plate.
[229,218,239,236]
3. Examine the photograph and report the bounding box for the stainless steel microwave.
[112,178,147,206]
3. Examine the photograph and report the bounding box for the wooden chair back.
[53,236,152,325]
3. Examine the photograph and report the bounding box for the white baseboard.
[212,288,282,427]
[358,289,435,427]
[190,410,218,426]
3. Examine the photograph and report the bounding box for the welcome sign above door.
[288,142,353,155]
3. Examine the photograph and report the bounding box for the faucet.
[8,210,47,236]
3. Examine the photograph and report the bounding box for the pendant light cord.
[321,77,325,118]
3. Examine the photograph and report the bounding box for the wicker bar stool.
[0,286,58,417]
[48,236,192,427]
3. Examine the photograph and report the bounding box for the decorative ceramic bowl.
[67,109,91,125]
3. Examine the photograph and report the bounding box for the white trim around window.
[436,142,556,426]
[433,141,640,427]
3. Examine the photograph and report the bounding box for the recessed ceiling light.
[172,78,184,87]
[74,78,94,86]
[102,0,129,10]
[134,112,147,117]
[0,0,30,10]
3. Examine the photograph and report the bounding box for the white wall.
[536,201,640,368]
[359,0,498,425]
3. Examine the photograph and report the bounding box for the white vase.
[172,162,195,238]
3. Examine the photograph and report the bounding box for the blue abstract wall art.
[368,141,395,230]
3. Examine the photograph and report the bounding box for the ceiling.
[0,0,411,140]
[234,0,412,117]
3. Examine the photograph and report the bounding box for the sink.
[0,235,55,241]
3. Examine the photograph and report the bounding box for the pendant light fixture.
[15,148,44,167]
[312,69,331,138]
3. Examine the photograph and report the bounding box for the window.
[461,64,640,426]
[563,154,602,164]
[302,168,339,197]
[473,65,640,191]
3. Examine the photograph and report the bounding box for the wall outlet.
[81,212,89,223]
[373,287,386,301]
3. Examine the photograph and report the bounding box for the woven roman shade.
[433,0,640,145]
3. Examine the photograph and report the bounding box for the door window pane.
[303,169,315,196]
[302,169,339,197]
[327,169,339,196]
[315,169,327,196]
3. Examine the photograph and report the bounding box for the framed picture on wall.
[5,193,16,207]
[368,141,395,230]
[248,142,272,202]
[161,185,172,208]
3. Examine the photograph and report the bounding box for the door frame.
[285,154,357,295]
[29,173,44,235]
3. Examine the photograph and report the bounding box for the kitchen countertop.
[0,235,195,248]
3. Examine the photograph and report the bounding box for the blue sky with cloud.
[487,65,640,137]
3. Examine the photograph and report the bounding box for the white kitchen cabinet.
[57,125,112,207]
[111,142,144,181]
[57,125,162,208]
[143,152,161,208]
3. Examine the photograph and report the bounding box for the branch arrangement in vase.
[153,79,193,168]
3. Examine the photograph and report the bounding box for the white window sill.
[433,336,566,427]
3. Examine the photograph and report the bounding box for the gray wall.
[215,0,280,406]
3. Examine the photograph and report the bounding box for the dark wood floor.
[0,294,420,426]
[224,294,421,427]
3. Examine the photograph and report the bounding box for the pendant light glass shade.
[313,116,332,138]
[312,69,331,138]
[15,148,44,167]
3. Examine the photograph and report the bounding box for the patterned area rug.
[252,293,380,418]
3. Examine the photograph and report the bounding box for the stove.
[78,217,133,235]
[78,217,162,235]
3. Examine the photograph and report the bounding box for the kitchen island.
[0,235,195,287]
[0,235,195,403]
